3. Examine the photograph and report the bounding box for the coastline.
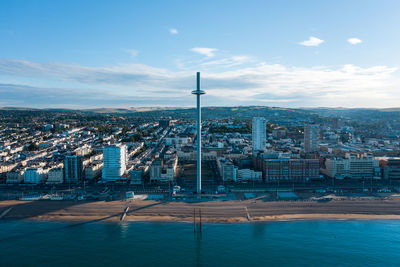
[2,199,400,223]
[21,214,400,223]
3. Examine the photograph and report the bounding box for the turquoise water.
[1,220,400,266]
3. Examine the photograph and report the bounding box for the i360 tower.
[192,72,205,195]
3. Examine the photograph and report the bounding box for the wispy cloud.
[0,58,398,108]
[299,36,324,47]
[190,47,218,57]
[123,49,139,57]
[347,37,363,45]
[200,56,253,68]
[0,83,189,108]
[169,28,178,34]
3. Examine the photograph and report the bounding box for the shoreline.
[22,214,400,223]
[2,199,400,223]
[4,213,400,224]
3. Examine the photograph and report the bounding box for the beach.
[2,198,400,223]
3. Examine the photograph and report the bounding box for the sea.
[1,220,400,266]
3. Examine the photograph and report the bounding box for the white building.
[237,169,263,183]
[252,117,266,152]
[304,124,319,153]
[102,144,127,181]
[323,153,379,179]
[348,153,379,179]
[24,167,46,184]
[165,136,191,146]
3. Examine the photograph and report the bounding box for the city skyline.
[2,2,400,265]
[1,0,400,108]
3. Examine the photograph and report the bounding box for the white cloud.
[197,56,253,69]
[190,47,218,57]
[0,58,398,108]
[169,28,178,34]
[299,36,325,47]
[348,37,363,45]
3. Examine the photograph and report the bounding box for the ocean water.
[1,220,400,266]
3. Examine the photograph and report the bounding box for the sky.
[0,0,400,108]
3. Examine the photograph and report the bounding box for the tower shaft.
[191,72,205,195]
[196,72,202,194]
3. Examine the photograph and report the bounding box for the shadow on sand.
[0,200,166,242]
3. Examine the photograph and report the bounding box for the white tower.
[102,144,127,181]
[252,117,266,152]
[192,72,205,195]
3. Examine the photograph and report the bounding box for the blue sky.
[0,0,399,108]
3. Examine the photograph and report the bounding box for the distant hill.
[1,106,400,122]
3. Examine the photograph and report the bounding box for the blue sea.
[1,220,400,266]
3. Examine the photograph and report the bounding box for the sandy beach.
[1,198,400,223]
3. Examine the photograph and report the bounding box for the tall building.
[150,159,163,182]
[304,124,319,153]
[252,117,266,152]
[102,144,127,181]
[64,155,83,183]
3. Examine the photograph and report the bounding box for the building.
[382,158,400,180]
[217,158,237,182]
[64,155,83,183]
[47,168,64,184]
[6,170,24,184]
[237,169,263,183]
[130,168,146,185]
[150,159,163,182]
[304,124,319,153]
[165,135,192,146]
[43,124,53,131]
[74,145,92,156]
[255,154,319,182]
[177,150,217,161]
[24,167,46,184]
[159,119,171,128]
[272,129,286,139]
[332,118,339,129]
[252,117,266,152]
[348,153,379,179]
[102,144,127,181]
[323,157,349,179]
[150,156,178,183]
[264,158,319,182]
[323,153,380,179]
[222,161,236,182]
[84,162,103,180]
